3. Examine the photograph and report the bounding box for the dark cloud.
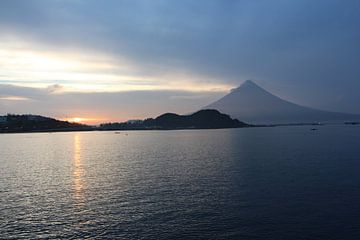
[0,84,46,100]
[0,0,359,114]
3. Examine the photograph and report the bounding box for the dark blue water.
[1,125,360,239]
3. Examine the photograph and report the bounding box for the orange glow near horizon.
[62,117,104,125]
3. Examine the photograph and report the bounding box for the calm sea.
[1,126,360,239]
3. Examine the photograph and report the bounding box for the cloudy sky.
[0,0,359,123]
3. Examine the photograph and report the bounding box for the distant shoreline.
[1,111,358,134]
[1,122,355,134]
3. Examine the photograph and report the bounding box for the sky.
[0,0,359,124]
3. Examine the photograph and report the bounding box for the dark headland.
[0,114,93,133]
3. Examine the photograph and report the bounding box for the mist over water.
[1,126,360,239]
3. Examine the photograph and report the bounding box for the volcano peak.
[206,80,360,124]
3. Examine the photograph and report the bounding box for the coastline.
[0,122,342,134]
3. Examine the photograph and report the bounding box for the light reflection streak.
[73,134,85,205]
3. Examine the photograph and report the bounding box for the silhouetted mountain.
[0,114,91,133]
[100,109,250,130]
[207,80,360,124]
[144,109,249,129]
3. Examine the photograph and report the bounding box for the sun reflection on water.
[73,134,85,204]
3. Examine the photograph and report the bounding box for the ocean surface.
[1,125,360,239]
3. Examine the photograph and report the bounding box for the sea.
[1,125,360,239]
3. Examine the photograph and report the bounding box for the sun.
[71,118,84,123]
[62,117,103,125]
[63,117,87,124]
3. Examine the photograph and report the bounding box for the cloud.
[0,84,225,123]
[46,84,65,94]
[0,0,359,113]
[0,84,46,100]
[0,95,31,101]
[0,38,233,92]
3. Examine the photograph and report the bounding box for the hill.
[144,109,249,129]
[0,114,91,133]
[100,109,250,130]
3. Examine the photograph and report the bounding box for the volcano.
[206,80,360,124]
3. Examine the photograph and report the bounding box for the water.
[1,125,360,239]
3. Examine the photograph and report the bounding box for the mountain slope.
[206,80,360,124]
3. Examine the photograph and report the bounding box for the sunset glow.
[0,40,233,93]
[1,1,360,239]
[0,96,30,101]
[1,0,359,123]
[63,117,101,125]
